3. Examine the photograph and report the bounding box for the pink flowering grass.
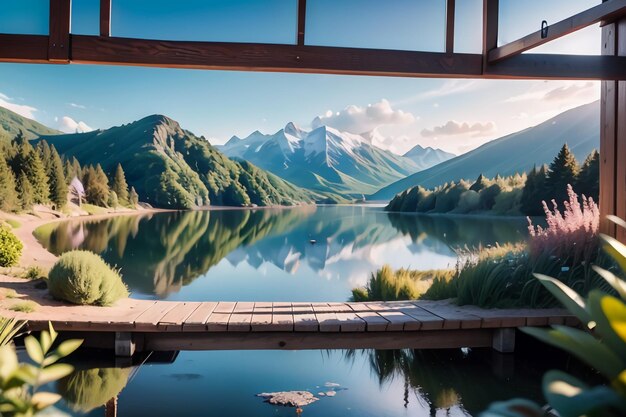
[527,185,599,265]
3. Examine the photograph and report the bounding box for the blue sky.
[0,0,601,154]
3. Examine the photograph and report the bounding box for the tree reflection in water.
[343,348,550,416]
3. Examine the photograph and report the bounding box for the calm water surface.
[31,345,577,417]
[34,207,559,417]
[38,206,528,301]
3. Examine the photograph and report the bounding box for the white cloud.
[394,80,480,106]
[311,99,416,134]
[0,92,38,119]
[67,102,86,109]
[504,81,598,104]
[543,82,594,101]
[421,120,496,138]
[56,116,94,133]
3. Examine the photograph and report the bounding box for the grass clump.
[23,265,47,280]
[0,225,23,267]
[81,204,108,215]
[352,265,455,302]
[0,288,18,299]
[48,250,129,306]
[9,300,39,313]
[4,219,21,229]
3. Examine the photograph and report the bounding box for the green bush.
[48,251,129,306]
[0,225,23,267]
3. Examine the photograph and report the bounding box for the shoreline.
[1,206,172,270]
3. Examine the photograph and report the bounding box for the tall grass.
[527,184,599,265]
[352,265,455,302]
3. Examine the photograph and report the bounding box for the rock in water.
[257,391,319,407]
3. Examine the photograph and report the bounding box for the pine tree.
[469,174,488,192]
[25,147,50,204]
[577,149,599,201]
[65,157,82,184]
[48,146,68,209]
[129,186,139,207]
[112,163,129,206]
[521,165,550,215]
[17,172,34,210]
[37,140,52,173]
[84,164,110,206]
[0,156,19,212]
[547,143,580,204]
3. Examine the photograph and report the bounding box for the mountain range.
[33,115,315,208]
[371,101,600,201]
[218,124,454,197]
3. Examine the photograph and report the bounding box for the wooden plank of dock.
[0,276,579,354]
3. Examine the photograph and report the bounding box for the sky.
[0,0,601,155]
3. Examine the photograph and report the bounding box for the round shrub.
[0,225,23,267]
[48,251,129,306]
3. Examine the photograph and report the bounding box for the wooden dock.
[0,277,577,356]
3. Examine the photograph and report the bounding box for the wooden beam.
[0,34,49,63]
[482,0,499,70]
[600,23,619,236]
[69,35,483,78]
[446,0,455,53]
[100,0,111,37]
[297,0,306,46]
[48,0,71,62]
[489,0,626,63]
[142,329,494,351]
[484,53,626,80]
[617,19,626,242]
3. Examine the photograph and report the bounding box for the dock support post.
[492,328,515,353]
[114,332,135,357]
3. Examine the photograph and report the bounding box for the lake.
[33,206,563,417]
[32,343,584,417]
[37,206,529,301]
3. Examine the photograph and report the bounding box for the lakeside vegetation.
[355,185,611,308]
[386,144,598,217]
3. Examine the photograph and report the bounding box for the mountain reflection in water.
[37,206,528,300]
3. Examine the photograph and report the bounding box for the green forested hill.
[38,115,314,209]
[0,107,61,142]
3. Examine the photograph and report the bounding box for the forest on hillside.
[386,144,599,216]
[0,133,137,213]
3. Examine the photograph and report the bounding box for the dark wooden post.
[100,0,111,37]
[297,0,306,46]
[48,0,71,62]
[482,0,499,71]
[446,0,455,53]
[105,396,118,417]
[600,17,626,241]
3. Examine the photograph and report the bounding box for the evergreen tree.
[129,187,139,207]
[17,172,34,210]
[84,164,110,207]
[37,140,52,173]
[26,147,50,204]
[112,164,129,206]
[0,156,19,212]
[469,174,488,192]
[577,149,599,201]
[48,146,68,209]
[547,143,580,204]
[520,164,549,215]
[108,190,119,208]
[65,157,82,184]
